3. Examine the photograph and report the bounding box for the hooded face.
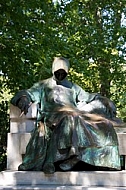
[54,69,67,81]
[52,57,70,81]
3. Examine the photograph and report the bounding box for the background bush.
[0,101,9,171]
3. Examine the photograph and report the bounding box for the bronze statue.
[11,57,121,174]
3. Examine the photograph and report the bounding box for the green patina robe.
[11,58,121,171]
[11,77,121,171]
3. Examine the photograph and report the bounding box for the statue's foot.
[18,163,43,171]
[43,163,55,174]
[18,164,27,171]
[59,156,79,171]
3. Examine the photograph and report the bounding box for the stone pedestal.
[0,170,126,190]
[7,104,37,170]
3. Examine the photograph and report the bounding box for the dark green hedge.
[0,101,9,171]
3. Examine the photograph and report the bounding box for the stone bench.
[7,104,126,170]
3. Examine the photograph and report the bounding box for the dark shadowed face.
[54,69,67,81]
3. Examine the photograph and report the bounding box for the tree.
[0,0,126,110]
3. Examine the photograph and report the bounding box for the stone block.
[0,171,126,187]
[10,104,37,133]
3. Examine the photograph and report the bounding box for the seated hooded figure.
[11,57,121,174]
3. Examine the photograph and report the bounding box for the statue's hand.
[95,95,116,118]
[17,96,31,115]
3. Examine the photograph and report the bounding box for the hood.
[52,57,70,74]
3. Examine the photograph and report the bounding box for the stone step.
[0,170,126,188]
[0,185,126,190]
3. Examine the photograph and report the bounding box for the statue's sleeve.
[74,84,97,104]
[26,82,43,103]
[73,84,101,111]
[11,81,43,106]
[74,84,117,118]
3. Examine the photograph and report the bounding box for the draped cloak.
[11,59,121,171]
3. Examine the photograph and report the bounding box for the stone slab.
[0,185,126,190]
[0,171,126,187]
[10,104,37,133]
[8,124,126,157]
[8,132,126,156]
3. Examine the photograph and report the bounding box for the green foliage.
[0,101,9,171]
[1,0,125,94]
